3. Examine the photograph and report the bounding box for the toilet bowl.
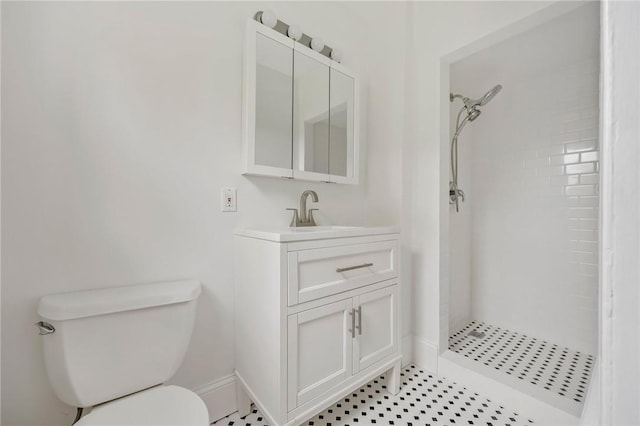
[75,386,208,426]
[37,280,209,425]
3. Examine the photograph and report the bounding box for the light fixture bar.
[254,11,341,61]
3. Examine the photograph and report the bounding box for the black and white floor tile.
[449,321,594,405]
[213,364,533,425]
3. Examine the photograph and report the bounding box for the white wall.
[406,0,562,367]
[0,2,3,422]
[448,3,600,354]
[447,97,473,334]
[596,0,640,423]
[0,2,408,425]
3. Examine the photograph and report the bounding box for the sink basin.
[235,226,398,242]
[289,226,362,232]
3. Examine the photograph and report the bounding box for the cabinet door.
[328,63,359,184]
[292,46,331,182]
[242,20,294,178]
[353,285,399,374]
[287,298,353,410]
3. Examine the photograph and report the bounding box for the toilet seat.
[75,385,209,426]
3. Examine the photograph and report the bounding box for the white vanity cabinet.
[234,229,401,426]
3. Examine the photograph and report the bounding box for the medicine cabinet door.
[292,48,331,182]
[243,22,294,178]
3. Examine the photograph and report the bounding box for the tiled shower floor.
[449,321,594,405]
[213,364,533,425]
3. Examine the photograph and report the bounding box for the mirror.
[254,33,293,170]
[292,50,330,176]
[243,20,359,184]
[329,68,355,177]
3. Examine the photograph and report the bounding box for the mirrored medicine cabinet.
[242,19,359,184]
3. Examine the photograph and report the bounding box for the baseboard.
[412,335,438,373]
[401,334,413,366]
[194,374,237,423]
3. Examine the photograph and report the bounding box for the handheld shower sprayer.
[449,85,502,212]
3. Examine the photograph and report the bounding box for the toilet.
[36,280,209,425]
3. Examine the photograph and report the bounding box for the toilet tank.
[37,280,201,408]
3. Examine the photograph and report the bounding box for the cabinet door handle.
[336,263,373,273]
[348,308,356,338]
[357,306,362,335]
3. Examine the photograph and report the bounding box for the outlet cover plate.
[221,187,236,212]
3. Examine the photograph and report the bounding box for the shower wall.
[449,3,599,355]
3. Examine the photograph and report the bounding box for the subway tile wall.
[449,3,599,355]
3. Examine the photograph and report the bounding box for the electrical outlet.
[221,187,236,212]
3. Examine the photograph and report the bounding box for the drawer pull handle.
[357,306,362,335]
[336,263,373,273]
[348,308,356,338]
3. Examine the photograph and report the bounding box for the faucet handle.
[286,208,299,227]
[308,209,319,226]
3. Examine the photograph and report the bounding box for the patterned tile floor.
[213,364,533,425]
[449,321,594,405]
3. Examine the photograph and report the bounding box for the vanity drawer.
[287,240,398,305]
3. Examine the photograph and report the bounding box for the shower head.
[462,85,502,110]
[478,85,502,106]
[467,108,481,121]
[449,84,501,213]
[450,84,503,111]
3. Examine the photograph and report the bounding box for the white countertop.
[235,226,399,242]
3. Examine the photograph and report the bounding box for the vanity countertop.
[235,226,399,242]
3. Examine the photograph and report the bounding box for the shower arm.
[450,93,466,103]
[450,93,477,111]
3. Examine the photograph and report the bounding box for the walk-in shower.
[443,3,599,422]
[449,85,501,212]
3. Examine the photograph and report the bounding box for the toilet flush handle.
[35,321,55,335]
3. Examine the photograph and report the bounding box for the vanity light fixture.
[259,10,278,29]
[254,10,342,62]
[287,24,303,41]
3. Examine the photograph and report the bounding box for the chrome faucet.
[287,190,319,227]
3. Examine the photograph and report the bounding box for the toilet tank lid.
[38,280,202,321]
